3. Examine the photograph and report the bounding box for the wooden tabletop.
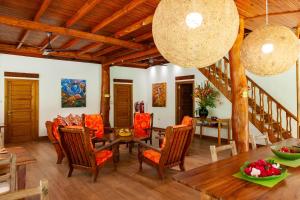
[174,139,300,200]
[2,146,36,166]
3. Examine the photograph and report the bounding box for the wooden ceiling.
[0,0,299,68]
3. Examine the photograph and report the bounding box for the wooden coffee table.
[103,129,147,163]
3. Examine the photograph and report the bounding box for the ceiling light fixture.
[152,0,239,68]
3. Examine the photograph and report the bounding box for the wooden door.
[114,83,132,128]
[176,82,194,124]
[5,79,39,143]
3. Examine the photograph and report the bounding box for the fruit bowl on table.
[116,128,132,137]
[240,159,287,180]
[271,145,300,160]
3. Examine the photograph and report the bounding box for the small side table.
[196,118,231,145]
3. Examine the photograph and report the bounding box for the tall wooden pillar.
[229,18,249,152]
[101,64,111,127]
[296,27,300,138]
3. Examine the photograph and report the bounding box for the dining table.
[173,138,300,200]
[1,146,36,190]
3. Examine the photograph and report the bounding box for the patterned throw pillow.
[72,115,82,126]
[64,114,74,126]
[56,115,67,126]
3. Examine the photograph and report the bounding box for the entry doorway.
[113,79,133,128]
[5,78,39,143]
[176,78,194,124]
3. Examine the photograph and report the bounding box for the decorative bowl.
[271,145,300,160]
[117,128,132,137]
[240,160,287,180]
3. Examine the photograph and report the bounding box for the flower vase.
[198,107,208,119]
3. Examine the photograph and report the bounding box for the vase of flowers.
[194,81,220,119]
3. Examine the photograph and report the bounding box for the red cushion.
[52,119,60,140]
[134,113,151,138]
[95,150,113,165]
[143,149,161,164]
[84,114,104,138]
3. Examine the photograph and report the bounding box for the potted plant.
[194,81,220,119]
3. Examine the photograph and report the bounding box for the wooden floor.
[16,134,229,200]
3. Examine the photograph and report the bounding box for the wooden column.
[101,64,111,127]
[296,26,300,138]
[229,18,249,152]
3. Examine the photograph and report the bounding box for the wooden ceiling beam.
[115,53,161,65]
[0,15,146,50]
[0,43,102,63]
[245,9,300,20]
[39,0,104,50]
[115,62,149,68]
[17,0,52,49]
[93,30,153,57]
[105,47,159,65]
[61,0,147,52]
[114,14,153,38]
[78,42,103,55]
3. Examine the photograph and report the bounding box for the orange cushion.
[143,149,161,164]
[95,150,113,165]
[52,119,60,140]
[134,113,151,138]
[84,114,104,138]
[181,116,193,126]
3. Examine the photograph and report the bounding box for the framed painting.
[61,79,86,108]
[152,82,167,107]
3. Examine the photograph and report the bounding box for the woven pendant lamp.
[241,25,300,76]
[152,0,239,68]
[241,0,300,76]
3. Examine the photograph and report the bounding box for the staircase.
[199,57,297,143]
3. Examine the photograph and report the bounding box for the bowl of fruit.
[240,159,286,180]
[271,145,300,160]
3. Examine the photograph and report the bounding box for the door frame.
[175,75,195,124]
[113,79,133,128]
[4,78,39,143]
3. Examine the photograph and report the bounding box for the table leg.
[17,165,26,190]
[129,142,133,154]
[218,123,221,145]
[200,125,203,139]
[113,143,120,163]
[227,120,231,144]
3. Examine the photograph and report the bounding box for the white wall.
[0,54,101,136]
[109,66,148,127]
[146,64,232,138]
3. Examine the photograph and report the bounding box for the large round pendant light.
[241,25,300,76]
[152,0,239,68]
[241,0,300,76]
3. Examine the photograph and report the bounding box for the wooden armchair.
[133,113,154,145]
[138,125,193,179]
[58,126,117,182]
[158,116,196,149]
[0,154,16,195]
[45,121,65,164]
[0,179,48,200]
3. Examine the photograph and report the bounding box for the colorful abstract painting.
[61,79,86,108]
[152,82,167,107]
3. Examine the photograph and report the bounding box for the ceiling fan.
[148,57,168,66]
[42,32,75,55]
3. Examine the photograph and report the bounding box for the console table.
[196,118,231,145]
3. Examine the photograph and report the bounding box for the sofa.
[45,113,106,164]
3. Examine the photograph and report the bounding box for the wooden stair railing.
[199,57,297,143]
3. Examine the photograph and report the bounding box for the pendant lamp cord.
[265,0,269,25]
